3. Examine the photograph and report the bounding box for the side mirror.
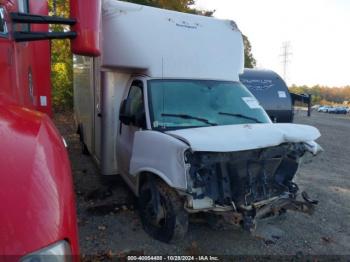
[119,99,134,125]
[134,111,146,129]
[70,0,101,56]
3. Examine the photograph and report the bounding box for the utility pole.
[53,0,57,16]
[280,41,292,82]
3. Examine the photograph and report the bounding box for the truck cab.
[118,77,273,191]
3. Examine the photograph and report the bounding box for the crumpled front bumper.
[185,190,318,232]
[182,141,322,231]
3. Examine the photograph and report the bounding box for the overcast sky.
[195,0,350,87]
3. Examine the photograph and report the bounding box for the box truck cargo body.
[74,0,322,242]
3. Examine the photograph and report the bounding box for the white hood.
[166,123,321,153]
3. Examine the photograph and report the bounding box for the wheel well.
[138,172,168,194]
[137,172,189,243]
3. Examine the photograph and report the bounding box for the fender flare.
[132,168,186,196]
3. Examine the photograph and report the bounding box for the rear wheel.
[77,124,89,155]
[138,178,188,243]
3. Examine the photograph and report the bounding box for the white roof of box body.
[101,0,244,81]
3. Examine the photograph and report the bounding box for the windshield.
[147,79,271,130]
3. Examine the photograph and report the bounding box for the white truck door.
[117,80,146,187]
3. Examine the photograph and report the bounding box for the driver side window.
[0,7,8,35]
[128,81,146,128]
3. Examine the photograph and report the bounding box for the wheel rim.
[143,188,167,229]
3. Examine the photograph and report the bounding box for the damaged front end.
[184,142,322,231]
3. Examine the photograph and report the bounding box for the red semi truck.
[0,0,101,259]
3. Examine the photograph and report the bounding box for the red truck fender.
[0,102,79,258]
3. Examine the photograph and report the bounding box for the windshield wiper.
[161,113,218,126]
[218,112,262,123]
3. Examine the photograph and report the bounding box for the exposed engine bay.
[184,142,320,230]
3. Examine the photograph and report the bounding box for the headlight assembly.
[20,241,72,262]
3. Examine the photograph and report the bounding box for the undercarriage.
[184,143,319,230]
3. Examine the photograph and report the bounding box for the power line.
[280,41,292,82]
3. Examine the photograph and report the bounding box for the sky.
[195,0,350,87]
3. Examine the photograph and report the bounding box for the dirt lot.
[54,110,350,258]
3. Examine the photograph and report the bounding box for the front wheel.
[138,178,188,243]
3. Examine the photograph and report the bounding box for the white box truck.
[74,0,323,243]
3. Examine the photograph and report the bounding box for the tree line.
[289,85,350,105]
[48,0,256,110]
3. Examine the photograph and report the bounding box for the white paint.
[190,197,214,209]
[129,123,322,189]
[166,123,321,153]
[278,91,287,98]
[242,97,261,109]
[130,130,189,190]
[62,137,68,148]
[303,141,323,156]
[40,96,47,106]
[102,0,244,81]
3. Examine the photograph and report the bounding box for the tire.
[138,178,188,243]
[98,174,123,186]
[77,124,89,155]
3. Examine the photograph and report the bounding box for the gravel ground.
[54,110,350,259]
